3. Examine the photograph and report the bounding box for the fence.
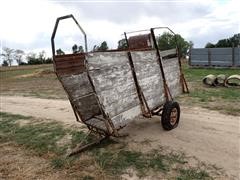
[189,47,240,67]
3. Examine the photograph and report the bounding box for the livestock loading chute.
[51,14,189,155]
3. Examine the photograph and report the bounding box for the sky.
[0,0,239,61]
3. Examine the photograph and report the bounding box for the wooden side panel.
[86,50,182,128]
[54,54,101,122]
[162,57,182,97]
[55,54,85,76]
[111,106,141,128]
[72,94,101,120]
[87,52,140,121]
[131,51,165,109]
[160,48,177,58]
[61,72,93,99]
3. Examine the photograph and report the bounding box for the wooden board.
[61,72,93,99]
[55,54,101,122]
[55,54,86,76]
[162,57,182,97]
[131,51,165,109]
[72,94,101,120]
[87,49,182,128]
[87,52,140,119]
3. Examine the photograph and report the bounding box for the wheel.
[161,101,180,131]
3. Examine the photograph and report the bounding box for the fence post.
[208,48,211,67]
[232,45,235,67]
[189,47,192,66]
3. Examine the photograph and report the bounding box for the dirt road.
[1,96,239,179]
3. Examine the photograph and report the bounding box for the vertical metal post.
[124,32,151,117]
[173,32,189,93]
[150,28,172,101]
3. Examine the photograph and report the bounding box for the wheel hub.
[170,108,178,125]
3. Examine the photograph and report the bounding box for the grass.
[0,64,67,99]
[183,65,240,82]
[0,111,216,179]
[0,111,85,169]
[92,144,188,177]
[177,168,212,180]
[179,64,240,115]
[0,112,67,155]
[1,63,239,115]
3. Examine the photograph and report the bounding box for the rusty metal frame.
[125,27,189,94]
[51,14,87,59]
[51,14,119,136]
[123,27,189,116]
[51,15,189,154]
[124,29,171,116]
[150,28,173,102]
[151,27,189,93]
[51,15,125,155]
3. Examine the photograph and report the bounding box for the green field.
[180,65,240,115]
[1,63,239,115]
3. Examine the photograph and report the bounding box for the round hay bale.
[202,74,216,86]
[215,74,227,86]
[225,75,240,87]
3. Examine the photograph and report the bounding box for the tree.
[2,60,9,66]
[72,44,78,53]
[56,48,65,55]
[1,47,14,66]
[38,50,46,63]
[92,41,109,52]
[158,32,174,50]
[78,46,84,53]
[205,33,240,48]
[72,44,84,54]
[14,49,25,65]
[157,32,191,58]
[189,41,194,49]
[215,39,231,47]
[205,42,215,48]
[99,41,108,51]
[44,57,53,64]
[118,39,127,50]
[26,52,41,65]
[230,34,240,47]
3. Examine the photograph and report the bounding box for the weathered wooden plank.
[103,92,139,118]
[162,57,182,97]
[90,74,139,118]
[85,118,108,132]
[55,53,86,76]
[131,51,165,109]
[55,60,84,69]
[87,52,141,119]
[61,72,93,99]
[57,66,85,76]
[111,106,141,128]
[89,67,134,91]
[73,94,101,121]
[87,51,128,69]
[160,48,177,57]
[55,53,85,62]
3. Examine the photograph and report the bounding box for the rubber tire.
[161,101,180,131]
